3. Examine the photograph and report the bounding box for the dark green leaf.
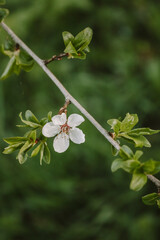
[130,168,147,191]
[62,31,74,47]
[74,27,93,51]
[119,145,133,160]
[40,143,44,165]
[43,143,50,164]
[28,130,37,142]
[111,145,119,156]
[0,56,16,80]
[142,193,159,205]
[3,136,27,144]
[134,150,143,160]
[120,113,138,132]
[157,200,160,208]
[25,110,39,124]
[17,141,33,164]
[121,134,151,148]
[129,128,160,136]
[107,119,121,135]
[3,142,24,154]
[71,51,86,59]
[143,159,160,174]
[0,8,9,22]
[64,41,77,55]
[31,143,42,157]
[111,158,140,173]
[40,117,48,125]
[47,111,52,121]
[121,160,141,173]
[16,50,34,71]
[111,158,123,172]
[19,112,41,128]
[83,46,90,53]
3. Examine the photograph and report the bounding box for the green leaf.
[134,150,143,160]
[17,141,33,164]
[64,41,77,55]
[28,130,37,142]
[0,8,9,22]
[111,158,140,173]
[121,160,141,173]
[121,134,151,148]
[40,117,48,125]
[74,27,93,51]
[111,158,123,172]
[107,119,121,135]
[31,143,42,157]
[119,145,134,160]
[130,168,147,191]
[16,50,34,71]
[83,46,90,53]
[3,142,24,154]
[142,193,159,205]
[25,110,39,124]
[71,51,86,59]
[19,112,41,128]
[129,128,160,136]
[0,56,16,80]
[40,143,44,165]
[62,31,74,47]
[43,143,50,164]
[157,199,160,208]
[47,111,52,121]
[3,136,27,144]
[143,159,160,174]
[120,113,138,132]
[17,153,28,164]
[111,145,119,156]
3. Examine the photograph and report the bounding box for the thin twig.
[44,53,69,65]
[0,21,120,151]
[58,99,71,115]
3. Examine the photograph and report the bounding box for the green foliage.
[108,113,160,148]
[3,110,51,165]
[0,39,34,80]
[142,193,160,207]
[0,1,9,22]
[62,27,93,59]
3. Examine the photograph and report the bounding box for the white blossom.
[42,113,85,153]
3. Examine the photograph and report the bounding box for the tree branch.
[44,53,69,65]
[147,174,160,193]
[0,21,120,151]
[1,22,160,190]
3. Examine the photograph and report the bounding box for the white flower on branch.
[42,113,85,153]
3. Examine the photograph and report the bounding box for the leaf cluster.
[0,0,9,23]
[3,110,52,165]
[108,113,159,148]
[62,27,93,60]
[0,39,34,80]
[108,113,160,208]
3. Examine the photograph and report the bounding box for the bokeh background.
[0,0,160,239]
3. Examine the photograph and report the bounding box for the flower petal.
[42,122,61,137]
[68,114,85,127]
[53,132,69,153]
[52,113,66,126]
[69,128,85,144]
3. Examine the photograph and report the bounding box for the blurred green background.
[0,0,160,239]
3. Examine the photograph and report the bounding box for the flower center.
[61,123,70,134]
